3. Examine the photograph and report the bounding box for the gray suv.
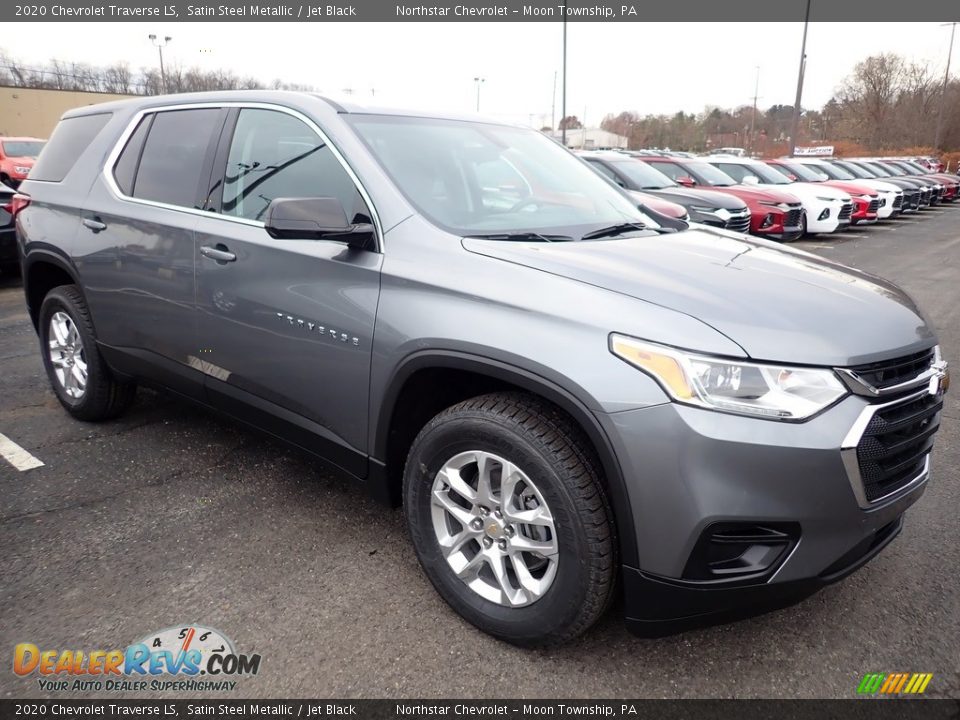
[16,92,949,646]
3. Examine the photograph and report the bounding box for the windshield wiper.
[580,222,648,240]
[466,232,573,243]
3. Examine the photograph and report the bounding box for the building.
[0,87,135,138]
[548,128,628,150]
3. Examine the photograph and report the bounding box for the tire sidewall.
[405,413,596,643]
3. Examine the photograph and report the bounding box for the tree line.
[0,51,315,95]
[596,53,960,154]
[2,49,957,153]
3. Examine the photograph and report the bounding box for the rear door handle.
[200,244,237,263]
[82,218,107,233]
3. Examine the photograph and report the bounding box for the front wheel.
[404,392,616,646]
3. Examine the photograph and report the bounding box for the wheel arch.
[23,250,82,331]
[371,350,639,568]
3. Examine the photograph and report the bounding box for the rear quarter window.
[29,113,112,182]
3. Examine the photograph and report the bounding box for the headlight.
[610,335,847,420]
[816,196,843,202]
[758,201,790,210]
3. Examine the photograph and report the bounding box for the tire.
[38,284,136,421]
[403,392,616,646]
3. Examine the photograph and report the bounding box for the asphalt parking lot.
[2,207,958,700]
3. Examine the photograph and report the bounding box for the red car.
[0,137,46,189]
[766,159,882,223]
[644,157,805,241]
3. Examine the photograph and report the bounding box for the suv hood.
[712,184,802,205]
[462,227,934,366]
[822,180,884,197]
[649,186,747,210]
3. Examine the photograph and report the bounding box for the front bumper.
[805,200,846,234]
[600,391,938,632]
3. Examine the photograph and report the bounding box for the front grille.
[725,211,751,234]
[867,198,880,214]
[783,208,802,228]
[857,392,942,502]
[907,190,920,209]
[920,189,931,204]
[893,194,903,209]
[838,202,853,221]
[847,348,936,392]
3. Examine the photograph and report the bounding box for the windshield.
[3,141,45,158]
[863,162,894,177]
[834,161,872,179]
[889,160,920,175]
[685,161,738,187]
[612,160,676,189]
[816,162,856,180]
[876,162,906,176]
[775,162,827,183]
[346,115,649,238]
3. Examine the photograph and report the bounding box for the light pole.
[148,34,172,94]
[788,0,811,157]
[934,22,957,150]
[551,70,557,130]
[473,77,485,112]
[749,66,760,154]
[561,17,567,146]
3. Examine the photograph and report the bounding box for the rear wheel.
[403,392,616,646]
[38,285,136,421]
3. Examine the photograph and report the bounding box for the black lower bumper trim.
[623,515,904,637]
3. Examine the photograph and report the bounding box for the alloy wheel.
[430,450,559,607]
[48,311,88,399]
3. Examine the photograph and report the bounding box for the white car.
[771,158,903,220]
[704,157,853,235]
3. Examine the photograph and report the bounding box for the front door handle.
[82,217,107,233]
[200,244,237,263]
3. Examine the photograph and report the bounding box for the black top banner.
[4,0,960,23]
[2,700,960,720]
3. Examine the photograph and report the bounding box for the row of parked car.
[578,151,959,242]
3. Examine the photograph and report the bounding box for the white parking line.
[0,433,44,471]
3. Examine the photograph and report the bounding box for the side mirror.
[741,175,760,186]
[264,197,374,250]
[676,176,696,187]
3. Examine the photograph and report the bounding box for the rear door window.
[29,113,111,182]
[112,116,152,196]
[132,109,223,209]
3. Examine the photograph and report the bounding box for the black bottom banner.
[2,700,960,720]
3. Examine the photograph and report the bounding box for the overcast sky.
[2,22,955,126]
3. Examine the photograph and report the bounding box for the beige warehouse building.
[0,87,134,138]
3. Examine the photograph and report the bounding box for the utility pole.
[561,17,567,146]
[473,76,485,112]
[148,34,172,93]
[551,70,557,130]
[749,66,760,155]
[788,0,811,157]
[934,22,957,150]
